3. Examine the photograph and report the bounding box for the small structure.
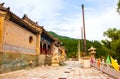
[88,46,96,63]
[82,46,96,68]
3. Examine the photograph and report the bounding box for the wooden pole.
[82,4,87,56]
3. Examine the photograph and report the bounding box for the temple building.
[0,3,66,73]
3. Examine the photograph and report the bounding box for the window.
[29,36,33,44]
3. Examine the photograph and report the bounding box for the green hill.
[48,31,78,57]
[48,31,89,58]
[48,31,71,39]
[48,31,108,58]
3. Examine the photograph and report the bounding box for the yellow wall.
[0,16,4,52]
[2,20,37,54]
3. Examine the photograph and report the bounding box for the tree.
[117,0,120,13]
[48,31,110,59]
[102,28,120,64]
[101,39,111,49]
[103,28,119,41]
[92,41,108,58]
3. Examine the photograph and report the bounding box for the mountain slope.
[48,31,108,59]
[48,31,80,58]
[48,31,72,39]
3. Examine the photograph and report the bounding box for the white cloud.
[49,6,120,41]
[85,8,120,41]
[1,0,63,19]
[1,0,120,41]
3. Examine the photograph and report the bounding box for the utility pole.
[82,4,86,56]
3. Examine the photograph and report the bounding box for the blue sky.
[0,0,120,41]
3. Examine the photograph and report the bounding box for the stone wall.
[2,20,36,54]
[0,52,38,73]
[39,54,52,66]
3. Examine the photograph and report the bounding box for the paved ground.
[0,61,114,79]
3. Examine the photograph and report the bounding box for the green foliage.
[48,31,80,58]
[103,28,119,41]
[92,41,108,58]
[102,28,120,64]
[117,0,120,13]
[48,28,120,64]
[48,31,108,59]
[101,39,111,49]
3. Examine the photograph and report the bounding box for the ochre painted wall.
[2,20,37,54]
[0,16,4,52]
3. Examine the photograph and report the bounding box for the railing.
[91,62,120,79]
